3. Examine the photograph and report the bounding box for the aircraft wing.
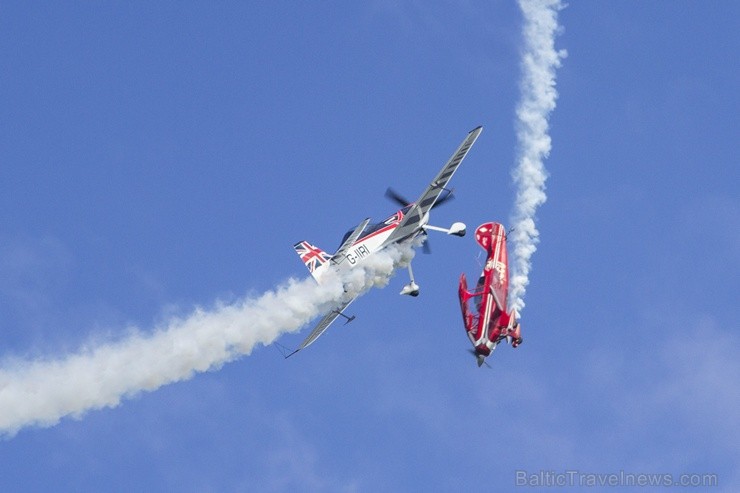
[288,298,356,357]
[331,217,371,265]
[381,126,483,247]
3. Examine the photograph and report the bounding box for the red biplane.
[458,222,522,367]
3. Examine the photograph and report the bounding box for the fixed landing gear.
[400,283,420,297]
[400,264,420,297]
[399,221,467,297]
[424,222,467,237]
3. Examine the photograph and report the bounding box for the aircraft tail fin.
[293,241,332,282]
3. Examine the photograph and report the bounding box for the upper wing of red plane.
[475,222,509,313]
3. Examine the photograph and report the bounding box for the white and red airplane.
[286,126,483,357]
[458,222,522,367]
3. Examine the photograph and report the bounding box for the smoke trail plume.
[508,0,566,313]
[0,244,413,436]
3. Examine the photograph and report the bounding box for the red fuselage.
[458,223,520,363]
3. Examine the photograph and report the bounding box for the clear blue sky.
[1,2,738,491]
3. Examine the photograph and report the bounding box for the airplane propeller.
[384,187,456,255]
[467,349,492,369]
[384,187,412,207]
[384,187,455,210]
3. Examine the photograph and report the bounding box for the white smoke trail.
[0,243,413,436]
[508,0,566,314]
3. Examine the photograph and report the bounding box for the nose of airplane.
[476,354,485,367]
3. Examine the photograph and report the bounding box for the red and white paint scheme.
[458,222,522,367]
[285,127,483,357]
[293,207,413,284]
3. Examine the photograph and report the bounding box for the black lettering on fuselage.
[345,244,371,265]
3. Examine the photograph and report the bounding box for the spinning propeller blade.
[384,186,456,255]
[467,349,492,368]
[384,187,412,207]
[385,187,455,209]
[422,240,432,254]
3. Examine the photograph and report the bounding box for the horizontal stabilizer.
[332,218,371,265]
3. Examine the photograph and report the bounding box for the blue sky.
[1,2,738,491]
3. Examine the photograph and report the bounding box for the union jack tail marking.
[293,241,332,282]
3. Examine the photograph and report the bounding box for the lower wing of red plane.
[457,273,478,335]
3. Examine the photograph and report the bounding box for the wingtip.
[284,349,300,359]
